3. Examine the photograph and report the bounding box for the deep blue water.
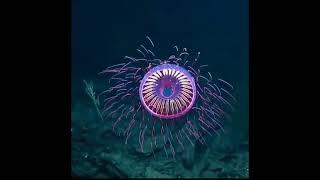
[72,0,248,178]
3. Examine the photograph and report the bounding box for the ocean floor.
[71,85,249,178]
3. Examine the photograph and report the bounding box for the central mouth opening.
[163,86,173,97]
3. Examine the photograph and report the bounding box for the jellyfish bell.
[139,64,196,119]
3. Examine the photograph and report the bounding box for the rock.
[127,130,168,158]
[72,160,98,177]
[145,167,174,178]
[181,145,195,170]
[210,133,235,154]
[99,152,128,178]
[218,153,237,162]
[99,149,147,178]
[194,141,209,162]
[149,159,178,176]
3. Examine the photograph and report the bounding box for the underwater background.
[72,0,248,178]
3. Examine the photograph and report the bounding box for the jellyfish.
[89,36,236,160]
